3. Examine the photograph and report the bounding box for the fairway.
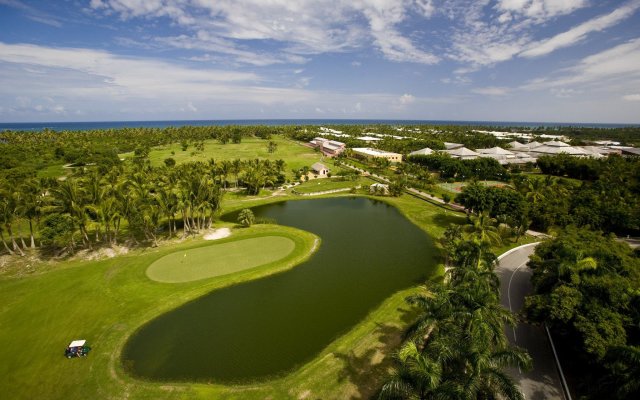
[147,236,296,283]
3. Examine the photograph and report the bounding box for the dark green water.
[123,197,438,382]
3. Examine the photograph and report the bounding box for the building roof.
[311,162,327,172]
[444,142,464,150]
[357,136,382,141]
[530,144,592,156]
[323,143,342,151]
[527,141,544,148]
[409,147,434,156]
[446,147,480,157]
[543,140,570,147]
[621,147,640,156]
[507,141,528,149]
[353,147,401,157]
[476,146,515,155]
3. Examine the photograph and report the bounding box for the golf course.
[0,191,466,399]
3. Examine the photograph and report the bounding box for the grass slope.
[294,177,375,193]
[146,236,295,283]
[122,136,323,179]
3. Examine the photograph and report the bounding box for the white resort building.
[444,147,481,160]
[352,148,403,163]
[408,147,434,157]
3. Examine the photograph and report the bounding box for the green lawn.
[437,180,510,194]
[121,136,323,179]
[293,177,375,194]
[146,235,296,283]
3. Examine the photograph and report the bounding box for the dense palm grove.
[0,138,287,254]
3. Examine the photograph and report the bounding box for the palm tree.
[599,345,640,399]
[465,211,501,245]
[379,342,451,400]
[525,178,546,205]
[455,345,531,400]
[18,178,45,249]
[51,179,91,248]
[0,189,24,255]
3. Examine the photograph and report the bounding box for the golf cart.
[65,340,91,358]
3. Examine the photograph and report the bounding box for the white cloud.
[472,87,510,96]
[91,0,438,65]
[520,1,640,58]
[0,42,459,121]
[399,93,415,104]
[496,0,588,22]
[157,32,307,66]
[522,38,640,90]
[0,42,259,96]
[0,0,64,27]
[446,1,637,69]
[623,94,640,101]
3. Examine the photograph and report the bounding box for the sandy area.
[203,228,232,241]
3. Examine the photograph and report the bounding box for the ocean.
[0,119,637,132]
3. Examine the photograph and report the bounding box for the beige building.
[352,147,403,163]
[309,137,346,157]
[310,162,329,177]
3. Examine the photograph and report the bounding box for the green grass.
[438,180,510,194]
[121,136,323,179]
[146,236,296,283]
[294,177,375,194]
[37,164,67,179]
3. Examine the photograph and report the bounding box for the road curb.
[497,242,540,261]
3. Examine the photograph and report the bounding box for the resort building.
[444,147,480,160]
[408,147,434,157]
[444,142,464,150]
[310,162,329,177]
[475,147,516,164]
[309,137,346,157]
[352,147,403,163]
[528,141,593,158]
[357,136,383,143]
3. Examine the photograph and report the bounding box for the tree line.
[0,156,287,255]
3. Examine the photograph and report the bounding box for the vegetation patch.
[293,177,374,194]
[146,235,296,283]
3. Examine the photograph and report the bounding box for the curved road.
[497,243,566,400]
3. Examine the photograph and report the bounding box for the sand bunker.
[203,228,232,241]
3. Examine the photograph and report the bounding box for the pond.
[122,197,439,383]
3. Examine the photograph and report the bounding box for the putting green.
[146,236,296,283]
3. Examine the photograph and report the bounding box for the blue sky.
[0,0,639,123]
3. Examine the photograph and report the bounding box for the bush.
[237,209,255,227]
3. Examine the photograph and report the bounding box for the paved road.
[497,244,566,400]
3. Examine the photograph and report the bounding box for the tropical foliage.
[0,142,287,254]
[524,228,640,399]
[380,225,530,400]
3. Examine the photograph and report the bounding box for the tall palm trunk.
[19,228,28,250]
[0,230,14,255]
[6,224,24,256]
[28,218,36,248]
